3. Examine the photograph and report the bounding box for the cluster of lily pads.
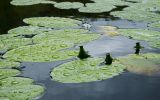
[51,53,160,83]
[117,28,160,48]
[10,0,160,27]
[0,17,101,99]
[117,53,160,75]
[0,60,44,100]
[51,58,126,83]
[2,17,100,62]
[10,0,134,13]
[111,0,160,24]
[98,25,160,48]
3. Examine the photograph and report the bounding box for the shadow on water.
[50,0,94,4]
[0,0,129,34]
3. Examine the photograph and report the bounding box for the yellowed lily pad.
[118,53,160,75]
[97,26,119,36]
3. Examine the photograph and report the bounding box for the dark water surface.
[1,0,160,100]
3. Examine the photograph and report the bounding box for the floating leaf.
[118,53,160,75]
[0,34,32,52]
[51,58,126,83]
[78,3,116,13]
[117,29,160,48]
[149,22,160,29]
[54,2,84,9]
[0,69,20,79]
[0,77,34,87]
[111,0,160,22]
[23,17,81,29]
[10,0,55,6]
[8,26,52,35]
[0,59,20,69]
[3,42,78,62]
[0,85,44,100]
[33,29,100,44]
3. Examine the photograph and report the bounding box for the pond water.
[0,0,160,100]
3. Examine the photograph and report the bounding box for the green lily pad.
[33,29,100,44]
[78,3,116,13]
[118,53,160,75]
[117,29,160,48]
[0,34,32,52]
[0,77,34,87]
[78,0,129,13]
[0,69,20,79]
[51,58,126,83]
[0,85,44,100]
[0,59,20,69]
[10,0,55,6]
[8,26,52,35]
[149,22,160,29]
[3,42,78,62]
[54,2,84,9]
[23,17,81,28]
[111,0,160,22]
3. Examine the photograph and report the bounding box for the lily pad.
[10,0,55,6]
[0,85,44,100]
[0,34,32,52]
[3,42,78,62]
[117,29,160,48]
[111,0,160,22]
[0,69,20,79]
[0,77,34,87]
[78,3,116,13]
[0,59,20,69]
[118,53,160,75]
[149,22,160,29]
[51,58,126,83]
[23,17,81,29]
[33,29,100,44]
[54,2,84,9]
[8,26,52,35]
